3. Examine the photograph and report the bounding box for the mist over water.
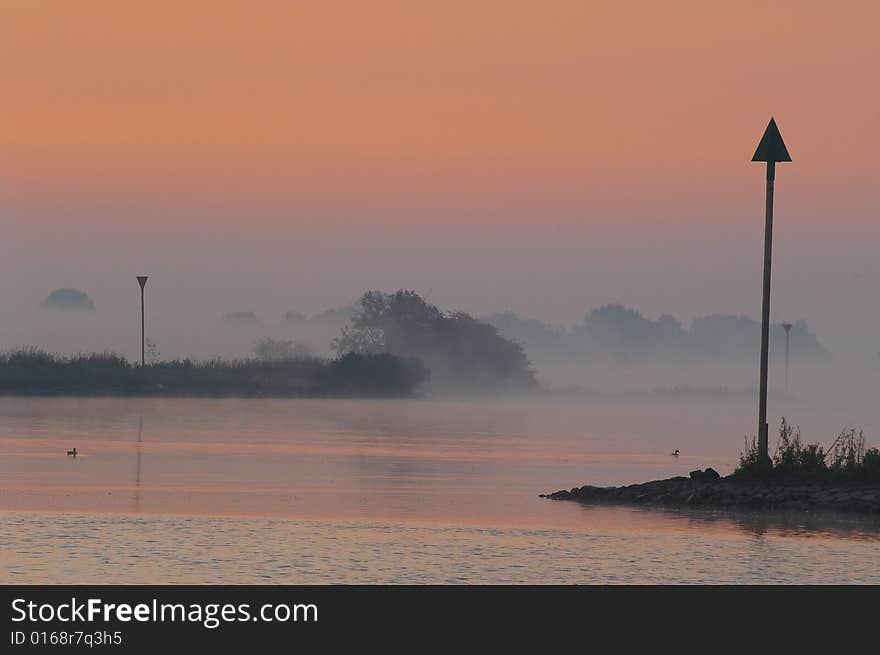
[4,297,877,421]
[3,234,879,584]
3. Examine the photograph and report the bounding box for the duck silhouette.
[66,447,77,457]
[670,449,680,457]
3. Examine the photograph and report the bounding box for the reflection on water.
[133,415,142,515]
[1,397,878,583]
[607,505,880,541]
[2,510,878,584]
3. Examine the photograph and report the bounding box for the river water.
[2,396,878,583]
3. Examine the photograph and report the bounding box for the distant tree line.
[484,304,828,363]
[0,347,427,398]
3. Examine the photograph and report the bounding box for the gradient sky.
[2,1,878,359]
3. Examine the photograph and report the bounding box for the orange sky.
[1,1,879,356]
[3,1,878,228]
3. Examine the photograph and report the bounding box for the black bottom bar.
[3,585,876,651]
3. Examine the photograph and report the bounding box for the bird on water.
[67,447,77,457]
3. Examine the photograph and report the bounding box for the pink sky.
[1,1,878,357]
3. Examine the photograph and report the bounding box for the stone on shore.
[689,468,720,481]
[542,470,880,514]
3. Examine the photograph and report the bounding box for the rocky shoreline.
[541,469,880,514]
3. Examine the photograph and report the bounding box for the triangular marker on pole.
[751,117,791,162]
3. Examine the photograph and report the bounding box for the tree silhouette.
[334,290,537,391]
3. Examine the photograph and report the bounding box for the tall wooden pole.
[757,160,775,462]
[751,118,791,465]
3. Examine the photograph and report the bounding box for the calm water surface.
[2,396,878,583]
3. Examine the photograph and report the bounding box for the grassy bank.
[0,348,428,397]
[735,417,880,481]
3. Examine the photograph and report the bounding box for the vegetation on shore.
[0,347,428,397]
[735,417,879,481]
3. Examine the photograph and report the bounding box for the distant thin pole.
[137,276,148,366]
[784,328,788,391]
[140,286,145,366]
[782,322,792,392]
